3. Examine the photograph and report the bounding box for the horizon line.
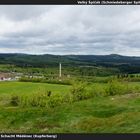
[0,52,139,57]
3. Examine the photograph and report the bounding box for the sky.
[0,5,140,56]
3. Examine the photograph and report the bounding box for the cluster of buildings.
[0,72,20,81]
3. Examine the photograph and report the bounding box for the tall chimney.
[59,63,61,78]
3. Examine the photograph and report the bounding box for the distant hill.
[0,53,140,73]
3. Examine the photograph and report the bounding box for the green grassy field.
[0,81,140,133]
[1,94,140,133]
[0,82,71,95]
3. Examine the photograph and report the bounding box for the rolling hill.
[0,53,140,74]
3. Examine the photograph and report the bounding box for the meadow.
[0,80,140,133]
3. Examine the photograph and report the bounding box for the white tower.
[59,63,61,78]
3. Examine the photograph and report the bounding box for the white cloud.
[0,5,140,56]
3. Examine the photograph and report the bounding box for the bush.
[10,95,20,106]
[70,81,106,101]
[62,93,73,104]
[48,93,64,108]
[19,88,51,107]
[71,82,87,101]
[105,80,129,96]
[19,77,72,85]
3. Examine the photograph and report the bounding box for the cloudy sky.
[0,5,140,56]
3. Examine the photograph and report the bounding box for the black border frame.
[0,0,140,140]
[0,0,139,5]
